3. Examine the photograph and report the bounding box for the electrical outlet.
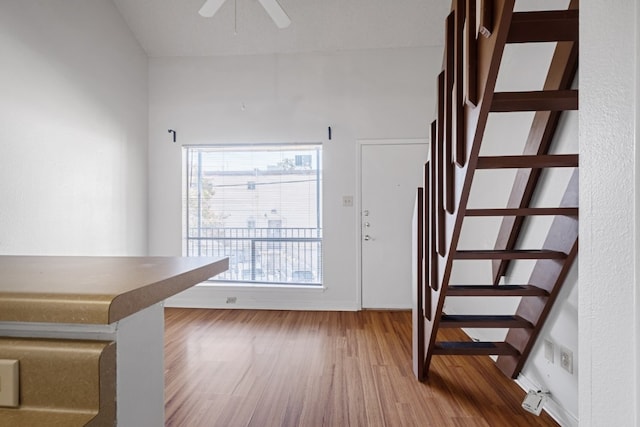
[560,346,573,374]
[0,359,19,407]
[226,296,237,304]
[342,196,353,207]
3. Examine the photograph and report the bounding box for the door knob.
[364,235,371,241]
[364,222,370,227]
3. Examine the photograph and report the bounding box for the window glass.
[183,144,322,286]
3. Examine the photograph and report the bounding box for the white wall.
[148,47,442,309]
[637,4,640,422]
[0,0,148,256]
[637,4,640,421]
[580,1,639,426]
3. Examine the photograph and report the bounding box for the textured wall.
[0,0,148,256]
[580,1,639,425]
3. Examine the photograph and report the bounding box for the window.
[183,144,322,286]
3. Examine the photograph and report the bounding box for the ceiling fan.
[198,0,291,29]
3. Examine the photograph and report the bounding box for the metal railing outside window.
[186,227,322,285]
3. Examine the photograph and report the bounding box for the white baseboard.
[516,374,578,427]
[165,298,360,311]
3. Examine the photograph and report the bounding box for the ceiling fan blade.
[257,0,291,29]
[198,0,228,18]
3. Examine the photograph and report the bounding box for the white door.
[360,141,429,308]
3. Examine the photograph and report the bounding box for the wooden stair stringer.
[423,0,517,376]
[491,0,579,284]
[495,169,579,378]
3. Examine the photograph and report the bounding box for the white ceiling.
[111,0,451,57]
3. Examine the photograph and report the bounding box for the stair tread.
[454,249,567,260]
[491,90,578,112]
[507,10,578,43]
[433,341,520,356]
[447,285,549,296]
[440,314,534,328]
[476,154,578,169]
[465,207,578,217]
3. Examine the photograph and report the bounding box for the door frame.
[356,138,429,309]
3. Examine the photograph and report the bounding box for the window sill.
[196,281,326,291]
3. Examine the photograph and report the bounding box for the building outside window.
[183,144,322,286]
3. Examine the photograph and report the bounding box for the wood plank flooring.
[165,309,558,427]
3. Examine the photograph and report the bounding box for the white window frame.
[182,144,323,287]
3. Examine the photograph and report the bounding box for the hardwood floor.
[164,309,558,427]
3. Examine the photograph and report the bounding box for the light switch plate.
[544,339,554,363]
[0,359,19,407]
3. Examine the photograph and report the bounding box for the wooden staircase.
[413,0,579,380]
